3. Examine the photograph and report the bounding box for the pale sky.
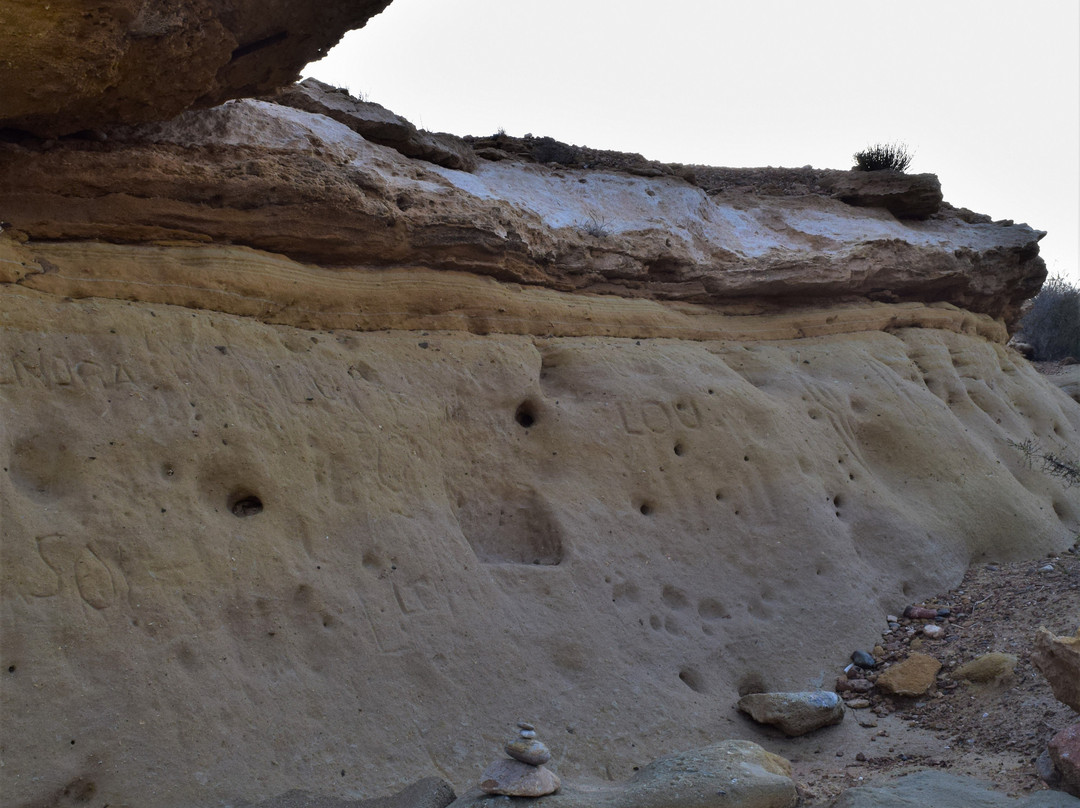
[305,0,1080,284]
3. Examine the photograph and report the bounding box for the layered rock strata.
[0,90,1045,324]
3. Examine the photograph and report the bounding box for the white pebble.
[923,624,943,638]
[519,729,537,739]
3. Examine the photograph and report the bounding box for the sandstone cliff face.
[1,39,1077,808]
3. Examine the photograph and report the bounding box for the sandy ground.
[754,546,1079,805]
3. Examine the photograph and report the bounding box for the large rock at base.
[1032,627,1080,712]
[1049,723,1080,797]
[479,760,560,797]
[452,742,796,808]
[875,654,942,696]
[832,770,1080,807]
[736,691,845,736]
[0,0,392,136]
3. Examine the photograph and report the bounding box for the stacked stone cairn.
[479,721,560,797]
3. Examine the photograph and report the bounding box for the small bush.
[853,142,913,172]
[1010,439,1080,489]
[1017,276,1080,361]
[580,212,611,238]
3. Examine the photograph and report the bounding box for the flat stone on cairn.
[479,722,560,797]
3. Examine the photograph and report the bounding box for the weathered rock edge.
[0,96,1045,326]
[0,238,1008,342]
[0,0,392,136]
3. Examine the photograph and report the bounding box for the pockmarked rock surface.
[1032,627,1080,712]
[2,81,1079,808]
[737,691,845,737]
[0,0,392,135]
[453,742,796,808]
[831,770,1080,807]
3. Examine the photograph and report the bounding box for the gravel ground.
[789,545,1079,805]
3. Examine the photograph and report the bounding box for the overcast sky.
[305,0,1080,284]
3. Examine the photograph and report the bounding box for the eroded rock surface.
[0,51,1077,808]
[0,0,392,136]
[0,97,1045,323]
[2,280,1078,806]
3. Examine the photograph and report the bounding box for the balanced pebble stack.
[479,722,560,797]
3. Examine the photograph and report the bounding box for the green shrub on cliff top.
[853,142,913,172]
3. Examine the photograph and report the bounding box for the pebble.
[519,730,537,739]
[847,698,871,709]
[886,614,899,624]
[851,650,876,669]
[923,624,943,639]
[505,736,551,766]
[904,605,938,620]
[517,721,535,731]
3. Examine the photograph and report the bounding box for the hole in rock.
[515,401,537,428]
[639,502,654,516]
[673,443,685,456]
[455,486,563,565]
[737,673,767,697]
[678,667,707,693]
[229,491,263,517]
[231,30,288,60]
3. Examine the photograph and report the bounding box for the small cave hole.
[7,665,14,673]
[639,502,654,516]
[678,667,706,693]
[673,442,685,456]
[228,491,263,517]
[515,401,537,428]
